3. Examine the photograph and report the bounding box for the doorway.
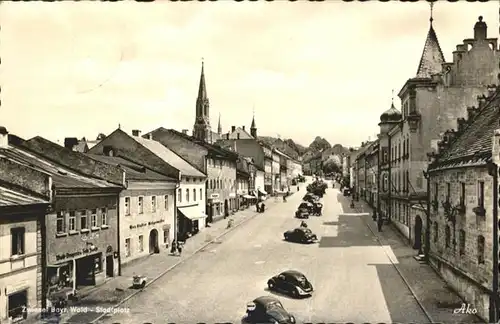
[413,215,423,251]
[106,255,114,277]
[149,229,159,254]
[224,199,229,217]
[8,290,27,320]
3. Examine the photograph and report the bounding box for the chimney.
[182,129,188,135]
[242,126,245,131]
[457,118,467,132]
[231,126,236,133]
[132,130,141,137]
[226,133,230,139]
[64,137,79,151]
[477,95,486,109]
[146,133,153,140]
[0,126,8,148]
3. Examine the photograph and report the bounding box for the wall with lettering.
[47,194,119,265]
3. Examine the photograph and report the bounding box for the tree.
[96,133,106,141]
[322,158,341,175]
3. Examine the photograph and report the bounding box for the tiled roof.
[0,185,49,206]
[87,154,176,181]
[0,146,119,189]
[132,136,206,178]
[73,142,89,153]
[432,90,500,168]
[166,128,239,160]
[416,24,445,78]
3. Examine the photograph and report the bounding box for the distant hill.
[308,136,331,152]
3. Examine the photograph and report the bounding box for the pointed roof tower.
[250,107,257,138]
[217,113,222,134]
[415,3,445,78]
[198,59,207,100]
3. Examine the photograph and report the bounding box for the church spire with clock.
[193,59,212,143]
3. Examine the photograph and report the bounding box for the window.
[478,181,485,208]
[459,230,466,255]
[94,256,102,273]
[164,230,170,244]
[138,196,144,214]
[69,211,76,231]
[91,209,97,228]
[200,188,203,200]
[186,189,189,202]
[152,196,156,212]
[178,189,182,202]
[101,208,108,226]
[125,238,131,257]
[56,211,66,233]
[193,189,196,201]
[445,225,451,248]
[80,210,88,230]
[164,195,169,210]
[138,235,144,252]
[11,227,25,256]
[460,183,466,206]
[416,175,423,189]
[446,183,451,202]
[406,138,410,155]
[433,222,438,243]
[433,183,438,202]
[125,197,131,215]
[478,235,485,264]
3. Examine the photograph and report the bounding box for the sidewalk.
[342,196,481,323]
[32,187,300,324]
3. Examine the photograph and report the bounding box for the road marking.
[339,212,370,216]
[255,261,265,264]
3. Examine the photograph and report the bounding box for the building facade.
[236,157,251,209]
[87,153,178,266]
[263,146,273,195]
[426,86,499,322]
[6,135,124,299]
[0,148,51,322]
[145,128,237,223]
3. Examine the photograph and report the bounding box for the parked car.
[311,202,323,216]
[295,202,312,218]
[267,270,314,298]
[283,227,318,244]
[302,194,319,203]
[244,296,296,324]
[342,188,351,196]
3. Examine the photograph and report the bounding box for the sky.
[0,1,498,148]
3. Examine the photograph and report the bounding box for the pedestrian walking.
[170,240,177,255]
[377,216,383,232]
[177,241,183,255]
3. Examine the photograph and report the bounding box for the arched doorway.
[149,229,159,254]
[413,215,423,252]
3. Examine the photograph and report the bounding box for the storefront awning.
[178,206,206,220]
[258,189,267,195]
[243,195,256,199]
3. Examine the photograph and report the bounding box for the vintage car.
[244,296,296,324]
[267,270,314,298]
[283,227,318,244]
[295,202,312,218]
[311,202,323,216]
[302,194,319,203]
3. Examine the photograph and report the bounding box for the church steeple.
[250,108,257,138]
[415,3,445,78]
[193,59,212,143]
[217,113,222,135]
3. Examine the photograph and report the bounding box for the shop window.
[152,196,156,212]
[91,209,97,228]
[8,290,27,320]
[80,210,88,230]
[94,256,102,273]
[478,235,485,264]
[138,235,144,252]
[56,211,66,233]
[138,197,144,214]
[125,197,131,215]
[164,195,169,210]
[178,189,182,203]
[69,211,76,231]
[101,208,108,226]
[186,189,189,202]
[193,189,197,201]
[11,227,25,256]
[125,238,131,257]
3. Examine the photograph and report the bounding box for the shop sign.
[55,245,98,261]
[148,219,164,226]
[210,193,220,199]
[130,219,164,229]
[130,223,148,230]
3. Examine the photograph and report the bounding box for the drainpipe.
[423,170,431,263]
[174,172,181,243]
[388,136,392,221]
[488,161,499,323]
[117,170,126,276]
